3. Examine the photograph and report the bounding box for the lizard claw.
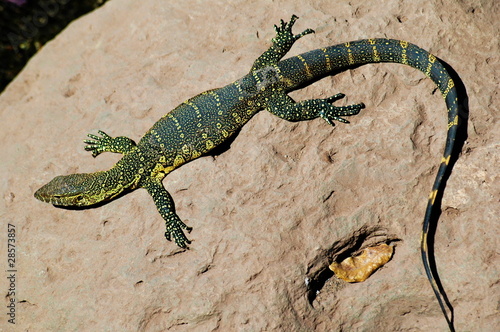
[164,213,192,248]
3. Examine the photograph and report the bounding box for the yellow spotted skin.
[35,16,458,330]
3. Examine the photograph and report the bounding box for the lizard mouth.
[34,170,128,207]
[34,173,92,206]
[34,185,85,206]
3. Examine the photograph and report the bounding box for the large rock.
[1,0,498,330]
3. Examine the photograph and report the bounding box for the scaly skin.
[35,16,459,330]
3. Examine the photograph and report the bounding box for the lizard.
[35,15,458,330]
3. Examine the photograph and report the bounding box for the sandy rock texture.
[1,0,498,331]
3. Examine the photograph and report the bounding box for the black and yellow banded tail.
[282,38,458,329]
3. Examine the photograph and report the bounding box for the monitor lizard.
[35,15,458,330]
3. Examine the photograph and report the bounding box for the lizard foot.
[318,93,365,125]
[272,15,314,50]
[84,130,136,156]
[84,130,113,157]
[164,213,192,249]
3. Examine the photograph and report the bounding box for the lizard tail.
[286,38,458,330]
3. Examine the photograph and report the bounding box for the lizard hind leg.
[271,15,315,52]
[251,15,314,71]
[319,94,365,125]
[266,91,365,125]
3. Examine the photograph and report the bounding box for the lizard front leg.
[142,177,192,248]
[84,130,137,157]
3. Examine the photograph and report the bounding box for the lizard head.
[35,171,122,207]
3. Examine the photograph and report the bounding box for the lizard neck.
[89,165,139,203]
[113,146,159,188]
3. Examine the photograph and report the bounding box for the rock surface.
[1,0,498,331]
